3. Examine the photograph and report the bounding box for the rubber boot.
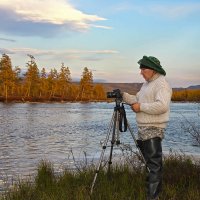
[143,137,162,200]
[136,139,145,156]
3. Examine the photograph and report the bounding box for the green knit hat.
[138,55,166,76]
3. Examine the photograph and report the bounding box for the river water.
[0,102,200,191]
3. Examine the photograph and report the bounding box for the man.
[123,55,172,200]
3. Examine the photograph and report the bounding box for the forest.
[0,53,199,102]
[171,89,200,102]
[0,54,106,102]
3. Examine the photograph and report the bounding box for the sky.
[0,0,200,88]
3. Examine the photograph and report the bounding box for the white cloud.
[0,0,109,31]
[0,47,119,57]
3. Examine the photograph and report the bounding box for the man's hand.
[131,103,140,113]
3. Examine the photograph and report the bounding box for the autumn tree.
[70,84,80,101]
[93,84,106,100]
[12,66,21,97]
[23,55,40,98]
[0,54,17,101]
[47,68,59,99]
[58,63,72,99]
[39,67,48,98]
[172,89,200,102]
[78,67,93,100]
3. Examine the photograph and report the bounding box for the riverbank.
[1,153,199,200]
[0,96,112,103]
[1,99,200,104]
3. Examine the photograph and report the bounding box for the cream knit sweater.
[123,74,172,128]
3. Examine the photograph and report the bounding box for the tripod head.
[106,89,127,132]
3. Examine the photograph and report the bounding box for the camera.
[107,89,122,99]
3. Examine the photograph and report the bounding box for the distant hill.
[187,85,200,89]
[97,83,200,94]
[96,83,142,95]
[173,85,200,91]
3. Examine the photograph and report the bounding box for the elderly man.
[123,56,172,200]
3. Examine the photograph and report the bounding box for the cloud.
[0,47,119,61]
[0,37,16,42]
[0,47,53,55]
[0,0,109,36]
[0,48,15,54]
[0,48,118,55]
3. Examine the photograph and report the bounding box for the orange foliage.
[172,89,200,102]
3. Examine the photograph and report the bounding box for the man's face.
[140,68,155,81]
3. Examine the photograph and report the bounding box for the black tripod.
[90,99,147,194]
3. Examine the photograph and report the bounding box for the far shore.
[0,97,199,104]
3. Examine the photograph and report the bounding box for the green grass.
[1,154,200,200]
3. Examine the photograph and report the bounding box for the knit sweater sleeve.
[122,92,137,105]
[140,87,172,115]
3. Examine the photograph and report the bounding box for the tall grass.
[1,153,200,200]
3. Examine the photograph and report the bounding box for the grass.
[1,153,200,200]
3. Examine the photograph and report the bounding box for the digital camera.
[107,89,122,99]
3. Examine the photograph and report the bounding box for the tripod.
[90,99,147,194]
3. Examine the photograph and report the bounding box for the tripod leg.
[116,110,120,145]
[108,110,118,173]
[90,111,115,194]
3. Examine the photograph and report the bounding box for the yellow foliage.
[172,89,200,102]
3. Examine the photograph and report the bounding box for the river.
[0,102,200,192]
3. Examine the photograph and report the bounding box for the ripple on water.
[0,102,200,192]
